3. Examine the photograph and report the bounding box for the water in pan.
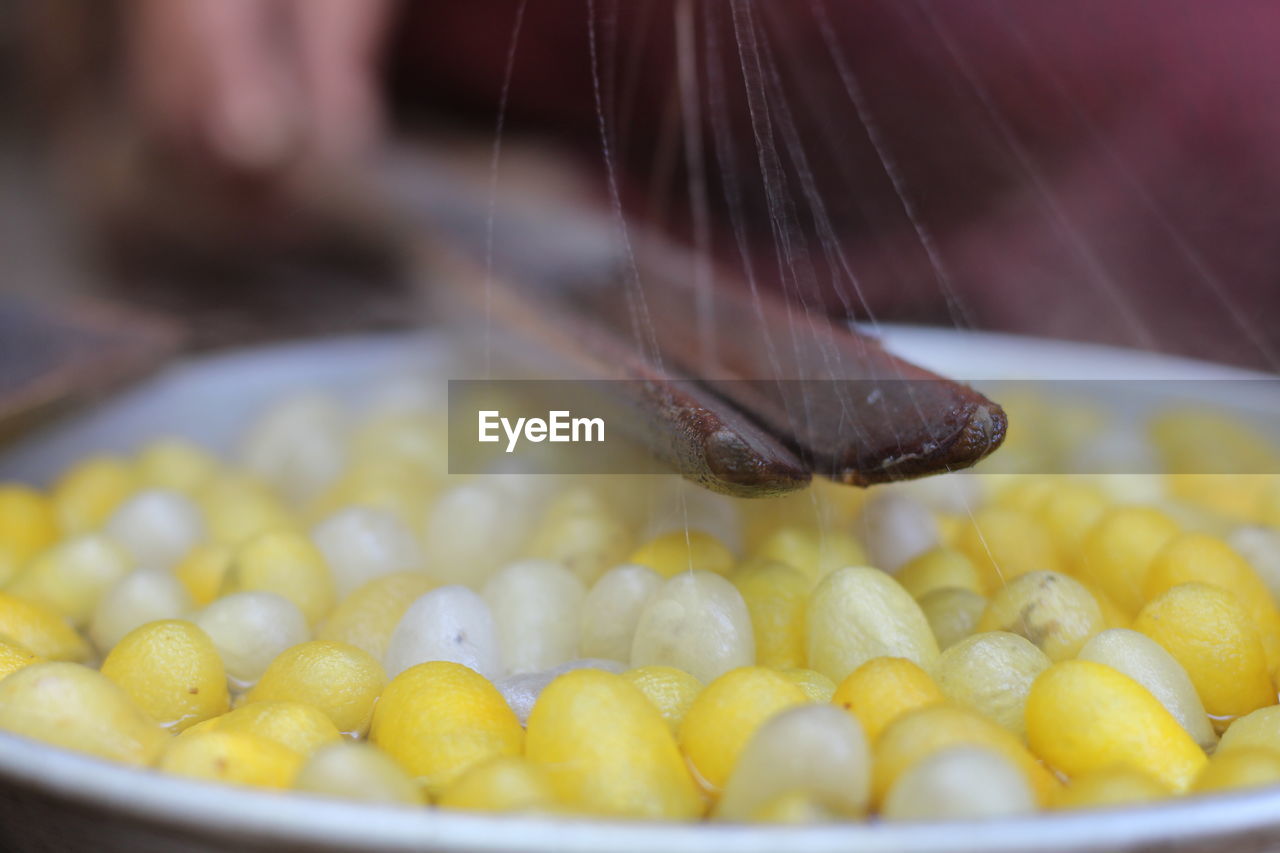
[0,330,1278,853]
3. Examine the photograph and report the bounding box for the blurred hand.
[125,0,393,179]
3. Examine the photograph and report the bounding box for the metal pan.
[0,327,1271,853]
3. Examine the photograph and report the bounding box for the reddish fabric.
[389,0,1280,367]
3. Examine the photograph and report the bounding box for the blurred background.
[3,0,1280,366]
